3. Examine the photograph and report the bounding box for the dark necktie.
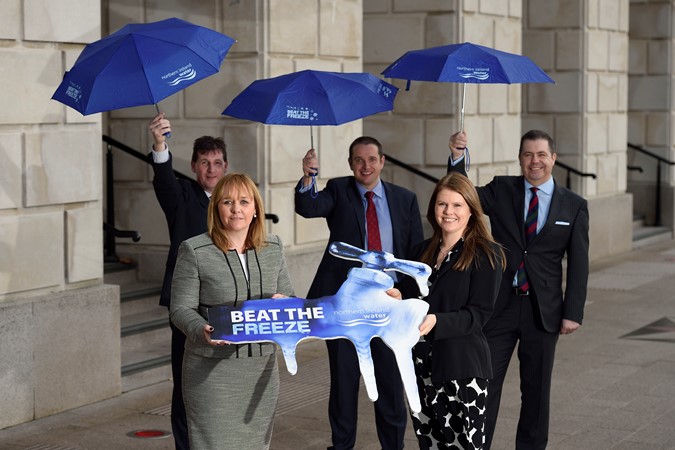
[517,187,538,292]
[365,191,382,251]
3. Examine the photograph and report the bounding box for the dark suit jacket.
[152,153,210,307]
[448,159,589,332]
[295,176,423,299]
[401,240,502,383]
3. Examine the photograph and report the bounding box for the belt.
[512,287,529,296]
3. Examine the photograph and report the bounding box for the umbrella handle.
[156,104,171,138]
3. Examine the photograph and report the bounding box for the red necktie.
[365,191,382,251]
[517,187,538,292]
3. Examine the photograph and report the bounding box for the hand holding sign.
[208,242,431,412]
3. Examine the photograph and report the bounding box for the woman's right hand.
[203,324,229,346]
[385,288,403,300]
[419,314,437,336]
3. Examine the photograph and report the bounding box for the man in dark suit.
[447,129,589,450]
[149,113,228,450]
[295,136,424,450]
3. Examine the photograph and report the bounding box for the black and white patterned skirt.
[411,341,489,450]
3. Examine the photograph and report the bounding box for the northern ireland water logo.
[163,63,197,86]
[457,66,490,81]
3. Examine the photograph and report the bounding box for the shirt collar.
[356,179,384,198]
[524,177,554,196]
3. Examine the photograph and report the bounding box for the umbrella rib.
[312,72,342,125]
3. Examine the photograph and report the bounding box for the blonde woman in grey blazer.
[171,173,294,450]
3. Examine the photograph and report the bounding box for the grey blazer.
[170,233,294,358]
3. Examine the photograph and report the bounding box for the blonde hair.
[420,173,505,272]
[207,173,267,252]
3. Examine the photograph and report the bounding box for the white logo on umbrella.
[162,63,197,86]
[457,66,490,80]
[286,106,319,121]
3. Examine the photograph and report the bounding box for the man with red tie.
[295,136,423,450]
[447,130,590,450]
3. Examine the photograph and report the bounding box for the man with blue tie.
[447,130,589,450]
[295,136,423,450]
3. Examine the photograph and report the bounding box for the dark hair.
[191,136,227,163]
[519,130,555,156]
[420,173,505,272]
[348,136,383,159]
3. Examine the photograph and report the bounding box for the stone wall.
[2,0,674,429]
[628,0,675,228]
[0,0,120,429]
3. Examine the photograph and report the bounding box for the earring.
[253,214,257,218]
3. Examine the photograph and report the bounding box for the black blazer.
[448,159,590,332]
[295,176,423,299]
[401,240,502,383]
[151,153,210,307]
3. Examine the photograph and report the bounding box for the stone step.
[103,259,139,286]
[119,285,172,392]
[121,348,172,392]
[120,284,163,317]
[632,225,673,250]
[121,309,171,353]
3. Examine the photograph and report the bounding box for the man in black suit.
[447,129,589,450]
[295,136,423,450]
[149,113,228,450]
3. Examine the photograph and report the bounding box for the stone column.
[0,1,119,429]
[523,0,632,259]
[628,0,675,228]
[364,1,525,229]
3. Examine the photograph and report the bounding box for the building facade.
[1,0,672,429]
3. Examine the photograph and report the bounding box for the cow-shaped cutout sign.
[208,242,431,413]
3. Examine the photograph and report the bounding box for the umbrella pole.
[309,125,317,195]
[460,84,466,132]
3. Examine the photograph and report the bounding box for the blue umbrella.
[222,69,399,148]
[52,17,236,116]
[381,42,554,131]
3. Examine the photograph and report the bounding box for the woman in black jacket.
[396,172,505,450]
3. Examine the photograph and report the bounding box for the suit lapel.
[511,177,527,245]
[347,178,367,246]
[382,181,402,255]
[534,180,564,243]
[192,181,210,210]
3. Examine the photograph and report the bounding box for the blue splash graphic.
[208,242,431,413]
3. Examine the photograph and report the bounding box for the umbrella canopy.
[52,17,236,115]
[381,42,554,132]
[381,41,555,85]
[222,69,398,127]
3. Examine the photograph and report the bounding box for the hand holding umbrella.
[448,130,468,165]
[301,148,319,195]
[149,113,172,151]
